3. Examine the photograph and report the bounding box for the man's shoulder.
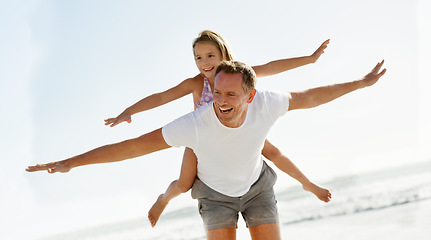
[188,102,214,123]
[254,89,289,103]
[252,89,290,116]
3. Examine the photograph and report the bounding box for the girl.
[104,30,332,227]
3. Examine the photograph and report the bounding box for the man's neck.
[212,103,249,128]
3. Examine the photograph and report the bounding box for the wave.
[277,160,431,225]
[39,160,431,240]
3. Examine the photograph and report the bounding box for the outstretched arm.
[26,128,170,173]
[105,77,197,127]
[252,39,330,78]
[288,60,387,111]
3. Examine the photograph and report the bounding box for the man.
[27,60,386,240]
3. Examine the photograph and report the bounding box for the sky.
[1,0,430,239]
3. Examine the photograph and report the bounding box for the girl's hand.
[310,39,330,63]
[104,111,132,127]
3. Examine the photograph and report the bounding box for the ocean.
[39,160,431,240]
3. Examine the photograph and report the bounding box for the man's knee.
[249,223,281,240]
[206,228,236,240]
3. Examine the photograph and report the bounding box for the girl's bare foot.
[148,194,169,227]
[303,182,332,202]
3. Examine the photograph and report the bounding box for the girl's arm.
[105,76,200,127]
[252,39,330,78]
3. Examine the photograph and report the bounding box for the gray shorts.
[191,161,278,231]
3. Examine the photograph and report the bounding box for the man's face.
[213,71,256,128]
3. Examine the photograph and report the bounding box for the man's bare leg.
[249,223,281,240]
[148,147,197,227]
[207,228,236,240]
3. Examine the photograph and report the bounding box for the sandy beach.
[37,160,431,240]
[280,198,431,240]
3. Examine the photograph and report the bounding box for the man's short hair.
[215,61,256,93]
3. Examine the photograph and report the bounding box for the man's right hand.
[26,160,71,174]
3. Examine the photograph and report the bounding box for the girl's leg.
[148,147,198,227]
[261,139,332,203]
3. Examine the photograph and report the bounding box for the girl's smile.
[193,42,224,79]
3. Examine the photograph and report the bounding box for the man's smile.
[219,106,233,114]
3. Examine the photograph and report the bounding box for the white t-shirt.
[162,90,290,197]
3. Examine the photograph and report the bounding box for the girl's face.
[193,42,224,79]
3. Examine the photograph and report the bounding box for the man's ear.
[247,89,257,103]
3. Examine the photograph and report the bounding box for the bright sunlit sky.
[1,0,430,239]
